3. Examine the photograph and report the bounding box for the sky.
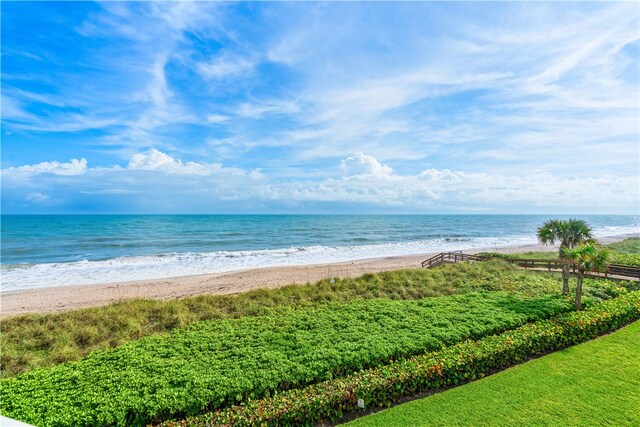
[2,1,639,214]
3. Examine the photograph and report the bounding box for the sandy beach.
[2,233,636,318]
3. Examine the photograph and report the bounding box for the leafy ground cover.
[159,290,640,427]
[348,315,640,427]
[611,253,640,267]
[1,292,572,427]
[2,261,567,377]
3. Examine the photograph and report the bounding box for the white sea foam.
[1,225,637,292]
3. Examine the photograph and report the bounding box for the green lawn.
[348,320,640,427]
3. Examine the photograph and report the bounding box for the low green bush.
[168,291,640,427]
[611,253,640,267]
[0,292,570,427]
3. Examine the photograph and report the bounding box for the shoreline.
[1,233,636,318]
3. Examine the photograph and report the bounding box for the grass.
[478,251,558,260]
[348,319,640,427]
[606,237,640,254]
[1,292,572,427]
[1,261,566,378]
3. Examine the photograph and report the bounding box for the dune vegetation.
[607,237,640,254]
[1,261,568,377]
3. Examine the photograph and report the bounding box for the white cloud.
[197,54,256,79]
[2,2,639,214]
[4,150,259,180]
[246,2,639,175]
[2,152,637,213]
[233,100,300,119]
[127,149,176,170]
[340,152,393,177]
[127,148,244,176]
[206,114,230,123]
[258,154,639,213]
[147,56,172,109]
[10,158,88,176]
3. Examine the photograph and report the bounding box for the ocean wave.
[1,224,637,292]
[1,235,536,292]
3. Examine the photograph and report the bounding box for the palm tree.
[537,219,594,294]
[563,243,610,310]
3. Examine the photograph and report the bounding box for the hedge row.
[166,290,640,427]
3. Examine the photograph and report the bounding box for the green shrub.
[168,291,640,427]
[0,292,570,427]
[611,253,640,267]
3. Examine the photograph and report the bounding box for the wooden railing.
[421,252,640,280]
[606,264,640,279]
[421,252,488,268]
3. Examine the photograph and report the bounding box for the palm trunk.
[561,262,570,294]
[559,245,569,295]
[575,271,583,311]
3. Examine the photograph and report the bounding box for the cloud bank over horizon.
[3,149,638,214]
[2,2,639,214]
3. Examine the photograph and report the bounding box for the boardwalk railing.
[606,264,640,279]
[421,252,488,268]
[421,252,640,281]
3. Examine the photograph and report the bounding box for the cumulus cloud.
[4,149,258,179]
[340,152,393,177]
[1,152,638,214]
[9,158,88,176]
[126,148,249,176]
[257,153,639,213]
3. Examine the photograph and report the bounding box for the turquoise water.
[1,215,638,291]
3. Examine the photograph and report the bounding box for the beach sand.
[2,234,636,318]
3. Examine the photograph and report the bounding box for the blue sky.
[2,1,639,214]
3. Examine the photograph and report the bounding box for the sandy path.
[1,234,635,317]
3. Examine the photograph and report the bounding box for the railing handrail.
[421,252,640,280]
[421,252,486,268]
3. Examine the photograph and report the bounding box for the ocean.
[1,214,638,292]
